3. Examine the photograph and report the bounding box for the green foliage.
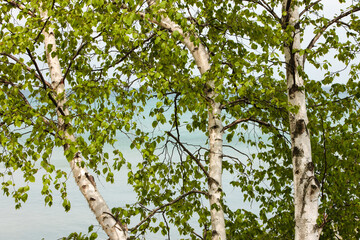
[0,0,359,239]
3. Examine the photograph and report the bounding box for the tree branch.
[241,0,281,23]
[299,0,322,17]
[4,0,34,16]
[26,48,66,116]
[34,16,50,43]
[0,77,54,130]
[167,131,210,180]
[222,117,271,132]
[129,190,207,232]
[222,117,252,132]
[0,52,51,88]
[25,48,50,89]
[220,98,250,109]
[304,6,360,62]
[62,32,104,83]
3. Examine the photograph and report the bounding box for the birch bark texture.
[281,1,322,239]
[40,10,128,240]
[145,5,226,239]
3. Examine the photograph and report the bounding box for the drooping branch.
[129,190,207,232]
[173,92,181,140]
[0,52,51,88]
[167,131,210,180]
[304,6,360,62]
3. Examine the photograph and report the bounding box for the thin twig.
[299,0,322,17]
[34,16,50,43]
[167,131,210,180]
[26,48,66,116]
[129,190,207,232]
[305,6,360,62]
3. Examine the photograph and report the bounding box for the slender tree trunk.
[40,10,128,240]
[155,15,226,240]
[281,2,322,240]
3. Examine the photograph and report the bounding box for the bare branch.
[192,230,204,239]
[241,0,281,23]
[223,144,251,160]
[129,190,207,232]
[167,131,210,180]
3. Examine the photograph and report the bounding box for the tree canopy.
[0,0,359,239]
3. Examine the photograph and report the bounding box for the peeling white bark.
[40,10,128,240]
[282,2,322,240]
[152,13,226,240]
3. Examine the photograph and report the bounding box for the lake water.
[0,101,261,239]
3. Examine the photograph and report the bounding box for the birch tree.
[239,0,360,238]
[0,1,133,239]
[1,0,360,239]
[281,2,321,239]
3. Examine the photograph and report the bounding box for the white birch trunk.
[40,10,128,240]
[282,2,322,240]
[155,16,226,240]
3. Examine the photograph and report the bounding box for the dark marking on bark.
[212,230,218,237]
[301,179,310,216]
[85,172,96,187]
[82,185,87,189]
[314,177,320,188]
[208,177,220,187]
[295,158,300,169]
[104,212,128,233]
[204,84,213,94]
[310,184,318,195]
[307,162,315,172]
[300,176,318,216]
[295,170,300,174]
[292,146,304,157]
[90,197,96,201]
[288,84,299,99]
[293,119,306,138]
